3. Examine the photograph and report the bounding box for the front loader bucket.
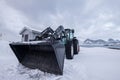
[9,42,65,75]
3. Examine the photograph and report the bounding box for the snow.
[0,40,120,80]
[80,47,120,80]
[14,40,48,44]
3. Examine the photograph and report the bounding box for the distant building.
[20,27,41,42]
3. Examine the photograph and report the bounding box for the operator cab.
[65,29,74,41]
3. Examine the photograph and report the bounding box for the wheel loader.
[9,25,79,75]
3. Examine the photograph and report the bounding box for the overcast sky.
[0,0,120,41]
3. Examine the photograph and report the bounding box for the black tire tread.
[73,38,79,55]
[65,40,74,59]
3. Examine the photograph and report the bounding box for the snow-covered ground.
[0,40,120,80]
[80,47,120,80]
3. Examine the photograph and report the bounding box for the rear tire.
[65,41,74,59]
[73,38,79,55]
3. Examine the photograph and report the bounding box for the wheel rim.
[71,45,73,57]
[77,44,79,52]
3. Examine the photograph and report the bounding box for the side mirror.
[72,29,74,33]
